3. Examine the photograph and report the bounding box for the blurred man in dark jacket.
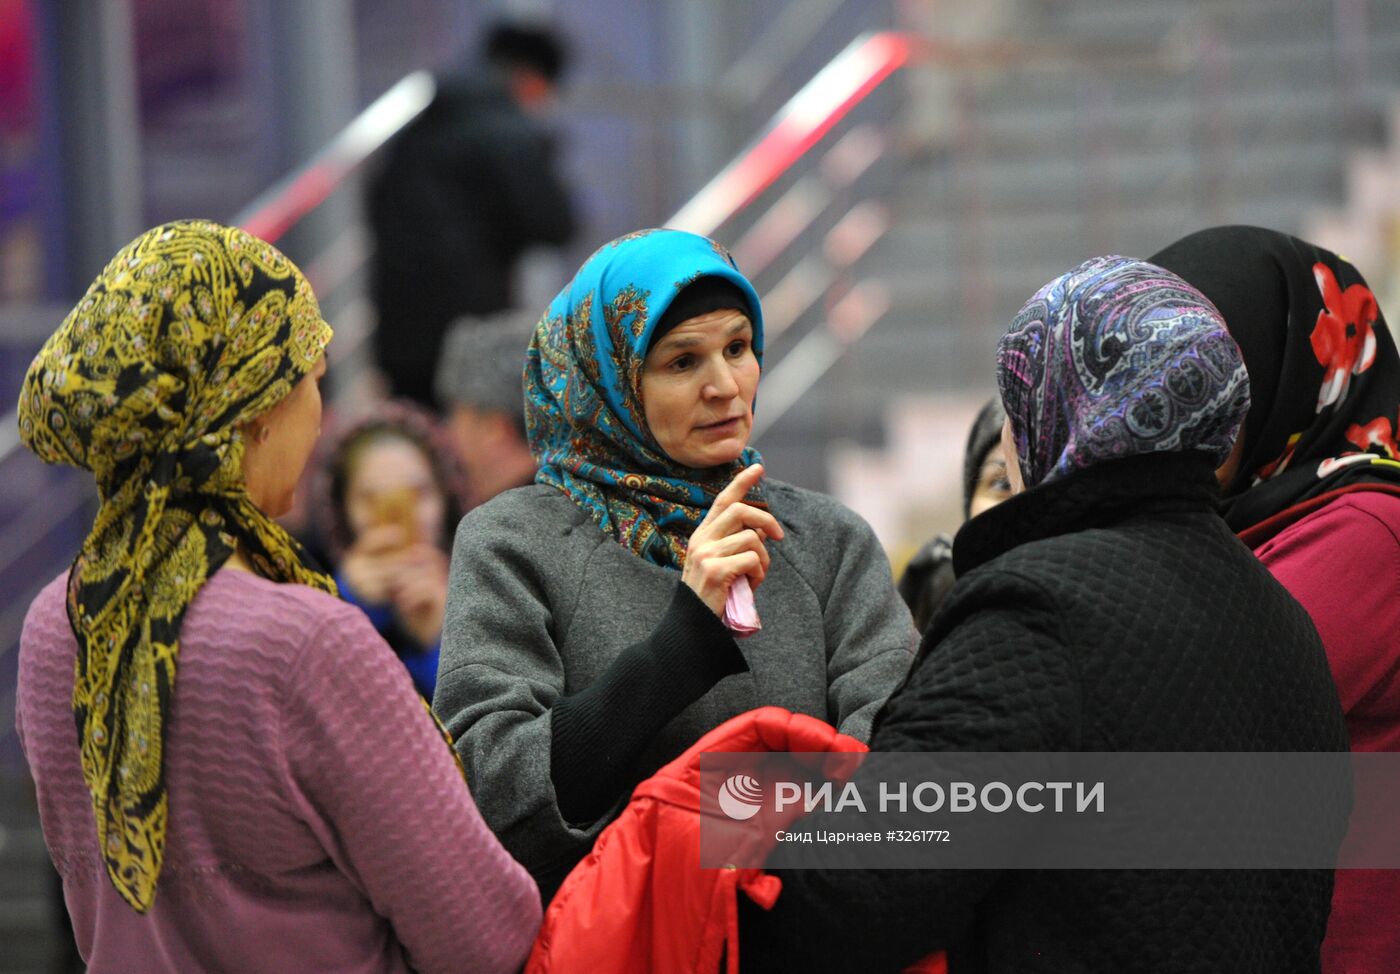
[367,21,577,405]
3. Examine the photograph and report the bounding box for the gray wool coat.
[433,479,916,883]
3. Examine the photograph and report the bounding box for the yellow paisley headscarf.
[16,220,335,912]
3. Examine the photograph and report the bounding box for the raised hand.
[341,524,412,604]
[681,463,785,616]
[387,543,451,648]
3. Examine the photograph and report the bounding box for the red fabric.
[1236,482,1400,549]
[1253,491,1400,749]
[1250,490,1400,974]
[526,707,946,974]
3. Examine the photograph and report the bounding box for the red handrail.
[668,31,912,237]
[231,33,913,260]
[234,71,436,243]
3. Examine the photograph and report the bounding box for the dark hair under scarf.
[997,255,1250,488]
[1150,225,1400,532]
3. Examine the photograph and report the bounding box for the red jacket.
[527,707,946,974]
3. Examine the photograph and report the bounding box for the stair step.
[892,148,1342,216]
[952,90,1354,157]
[1035,0,1400,44]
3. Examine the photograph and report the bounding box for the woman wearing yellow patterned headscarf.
[18,220,334,910]
[15,221,541,973]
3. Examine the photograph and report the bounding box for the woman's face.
[1000,418,1026,495]
[640,309,760,469]
[969,442,1014,518]
[244,354,327,517]
[344,435,446,545]
[1215,433,1246,491]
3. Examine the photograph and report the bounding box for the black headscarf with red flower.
[1150,225,1400,532]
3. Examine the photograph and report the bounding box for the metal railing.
[668,30,911,438]
[672,32,909,236]
[235,71,437,244]
[0,25,915,755]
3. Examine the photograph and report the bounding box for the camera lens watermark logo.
[717,774,764,820]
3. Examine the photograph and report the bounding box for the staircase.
[820,0,1400,551]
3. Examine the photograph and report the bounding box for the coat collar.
[954,451,1222,575]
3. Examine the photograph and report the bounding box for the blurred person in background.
[1152,225,1400,974]
[898,397,1009,633]
[15,221,539,974]
[319,403,464,700]
[741,256,1346,973]
[433,228,915,899]
[435,309,539,504]
[367,19,577,406]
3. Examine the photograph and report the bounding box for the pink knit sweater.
[17,569,541,974]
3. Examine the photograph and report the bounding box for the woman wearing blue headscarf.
[433,228,915,896]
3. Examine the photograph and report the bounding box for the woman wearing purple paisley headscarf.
[1152,226,1400,974]
[741,256,1346,974]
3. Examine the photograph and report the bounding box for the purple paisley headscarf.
[996,255,1251,489]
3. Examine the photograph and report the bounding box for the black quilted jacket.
[742,451,1348,974]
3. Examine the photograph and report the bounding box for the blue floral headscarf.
[525,228,765,568]
[997,255,1251,488]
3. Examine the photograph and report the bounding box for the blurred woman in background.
[16,221,539,974]
[320,404,463,699]
[898,397,1010,633]
[434,228,915,897]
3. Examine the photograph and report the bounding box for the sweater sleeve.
[1254,495,1400,722]
[551,582,745,824]
[279,603,540,974]
[790,493,917,742]
[434,500,743,890]
[740,569,1081,973]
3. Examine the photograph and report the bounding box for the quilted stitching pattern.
[877,456,1348,973]
[750,454,1348,974]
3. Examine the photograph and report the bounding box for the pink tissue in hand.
[723,575,762,637]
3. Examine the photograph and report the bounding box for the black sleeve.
[550,582,746,824]
[897,534,956,635]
